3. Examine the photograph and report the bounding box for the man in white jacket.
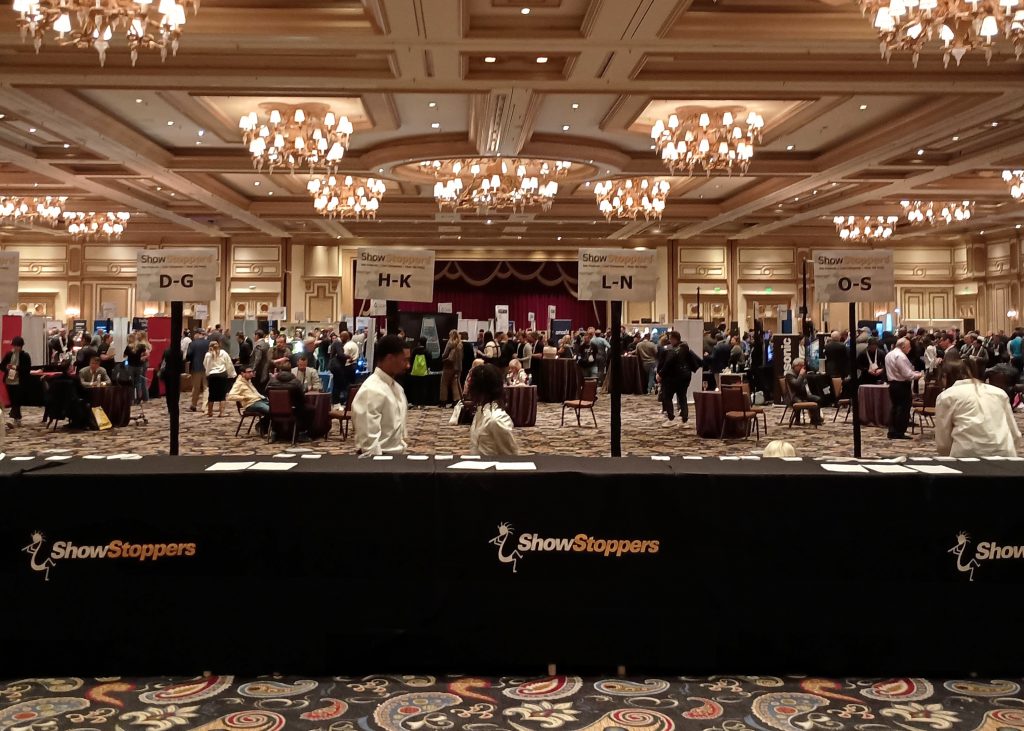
[352,335,410,457]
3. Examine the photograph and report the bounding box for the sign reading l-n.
[813,249,895,303]
[355,248,435,303]
[136,248,217,302]
[577,248,658,302]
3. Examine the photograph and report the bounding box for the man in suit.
[295,355,322,392]
[785,358,824,425]
[79,356,111,387]
[185,330,210,412]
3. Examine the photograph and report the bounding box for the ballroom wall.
[0,234,1019,334]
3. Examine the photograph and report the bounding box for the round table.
[303,392,332,438]
[539,358,583,403]
[858,384,891,427]
[86,384,133,427]
[504,385,537,427]
[693,390,746,438]
[603,355,645,394]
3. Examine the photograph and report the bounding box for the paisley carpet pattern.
[2,675,1023,731]
[4,394,1024,459]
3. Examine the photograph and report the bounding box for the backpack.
[411,353,428,377]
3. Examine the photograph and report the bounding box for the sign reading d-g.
[578,248,658,301]
[355,248,435,303]
[136,248,217,302]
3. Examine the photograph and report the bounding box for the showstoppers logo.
[948,531,1024,581]
[22,531,197,581]
[489,522,659,573]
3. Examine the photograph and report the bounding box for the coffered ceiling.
[0,0,1022,249]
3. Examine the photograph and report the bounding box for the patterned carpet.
[2,675,1023,731]
[5,393,1024,459]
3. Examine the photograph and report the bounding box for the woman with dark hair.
[467,364,519,456]
[1,336,31,423]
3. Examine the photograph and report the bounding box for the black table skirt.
[2,455,1024,677]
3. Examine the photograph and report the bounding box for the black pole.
[801,258,808,340]
[165,300,184,456]
[610,300,622,457]
[386,300,399,336]
[696,286,701,323]
[850,301,861,459]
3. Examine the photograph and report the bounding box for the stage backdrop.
[355,261,604,332]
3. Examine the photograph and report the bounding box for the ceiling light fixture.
[521,7,530,14]
[12,0,199,67]
[901,199,974,225]
[484,56,496,63]
[561,124,569,131]
[834,215,898,242]
[428,101,436,108]
[859,0,1024,67]
[307,175,385,220]
[0,194,66,226]
[239,103,353,174]
[431,122,440,129]
[651,108,764,176]
[536,56,547,63]
[859,104,868,110]
[594,178,670,221]
[421,157,570,213]
[572,102,579,109]
[786,144,795,151]
[1004,169,1024,201]
[64,210,130,240]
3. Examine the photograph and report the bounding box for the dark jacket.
[824,339,851,379]
[785,370,819,403]
[237,338,254,368]
[711,340,731,373]
[0,349,32,385]
[266,370,304,409]
[856,347,886,383]
[658,345,701,384]
[186,338,210,373]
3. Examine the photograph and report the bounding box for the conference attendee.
[824,330,850,381]
[292,336,319,370]
[271,335,292,372]
[180,329,192,359]
[884,336,921,440]
[961,332,989,368]
[762,440,797,458]
[79,356,110,388]
[506,358,528,386]
[481,331,500,363]
[228,365,269,415]
[136,331,152,400]
[123,333,148,404]
[710,333,731,376]
[635,333,658,395]
[186,330,211,412]
[576,332,598,378]
[97,333,116,371]
[590,329,610,385]
[856,337,886,385]
[785,358,824,425]
[327,331,349,405]
[1,336,31,424]
[75,338,98,372]
[295,355,321,392]
[556,335,575,358]
[496,331,516,370]
[657,333,701,427]
[935,360,1020,457]
[48,327,69,365]
[203,338,236,417]
[467,364,519,457]
[236,332,253,368]
[516,331,534,374]
[352,335,410,457]
[984,360,1020,403]
[439,330,463,408]
[729,335,745,371]
[1010,329,1024,372]
[251,329,271,393]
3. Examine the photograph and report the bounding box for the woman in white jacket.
[467,364,519,457]
[202,339,237,417]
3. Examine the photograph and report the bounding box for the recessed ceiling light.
[557,236,562,240]
[156,186,162,191]
[486,219,492,224]
[378,168,384,173]
[859,104,868,110]
[1017,224,1022,230]
[521,7,530,14]
[587,159,593,164]
[649,145,655,150]
[197,129,204,137]
[254,181,261,186]
[62,143,70,149]
[562,124,569,131]
[195,141,202,145]
[166,121,174,126]
[832,182,838,186]
[952,135,960,141]
[812,189,818,195]
[992,122,999,127]
[0,114,6,119]
[536,56,548,63]
[917,148,925,155]
[28,127,36,133]
[794,197,800,201]
[484,56,496,63]
[135,98,143,103]
[585,181,591,187]
[428,101,436,108]
[431,122,440,129]
[571,102,579,109]
[786,144,795,151]
[169,192,175,196]
[267,191,273,196]
[981,230,986,235]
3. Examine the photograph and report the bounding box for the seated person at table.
[295,355,322,392]
[762,440,797,458]
[505,358,528,386]
[227,365,269,415]
[935,360,1020,458]
[265,361,304,410]
[467,364,519,457]
[79,356,110,387]
[856,337,886,385]
[785,358,824,425]
[556,335,575,358]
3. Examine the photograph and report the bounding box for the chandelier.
[594,178,670,221]
[901,199,974,224]
[239,103,353,174]
[12,0,199,67]
[1004,169,1024,201]
[834,215,899,241]
[421,158,570,212]
[0,195,67,225]
[860,1,1024,67]
[307,175,386,220]
[64,211,130,240]
[651,109,764,177]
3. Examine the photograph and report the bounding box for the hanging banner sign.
[268,306,287,322]
[578,248,658,302]
[136,248,217,302]
[355,248,435,303]
[813,249,895,303]
[495,305,509,334]
[438,303,453,314]
[0,252,19,311]
[368,299,387,316]
[194,304,208,320]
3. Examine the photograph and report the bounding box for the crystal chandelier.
[0,195,67,225]
[12,0,199,67]
[307,175,386,220]
[860,0,1024,67]
[421,158,570,212]
[900,199,974,224]
[239,104,353,174]
[834,215,899,241]
[594,178,670,221]
[64,211,130,240]
[1004,169,1024,201]
[651,110,764,177]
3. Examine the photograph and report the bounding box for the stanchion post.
[166,300,184,456]
[849,301,861,458]
[610,300,622,457]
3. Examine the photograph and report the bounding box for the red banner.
[0,315,23,408]
[146,316,171,396]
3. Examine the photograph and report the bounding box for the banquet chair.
[777,377,820,429]
[831,377,851,423]
[234,401,264,437]
[267,389,298,445]
[330,384,361,440]
[561,378,599,427]
[720,385,760,443]
[910,382,941,435]
[722,383,767,434]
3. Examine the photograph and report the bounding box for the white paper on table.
[447,461,497,470]
[935,456,957,461]
[822,463,869,473]
[865,464,916,474]
[121,454,142,460]
[408,455,429,461]
[983,456,1007,461]
[0,453,5,461]
[84,455,105,460]
[911,464,962,475]
[11,456,33,462]
[45,455,72,461]
[495,462,537,471]
[372,455,393,461]
[248,462,296,471]
[460,455,482,460]
[434,455,453,460]
[1008,457,1024,461]
[782,457,802,462]
[287,447,313,453]
[301,454,322,460]
[650,456,670,461]
[206,461,255,471]
[740,456,761,460]
[910,457,934,462]
[958,457,980,462]
[273,453,295,459]
[720,456,740,461]
[683,456,703,460]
